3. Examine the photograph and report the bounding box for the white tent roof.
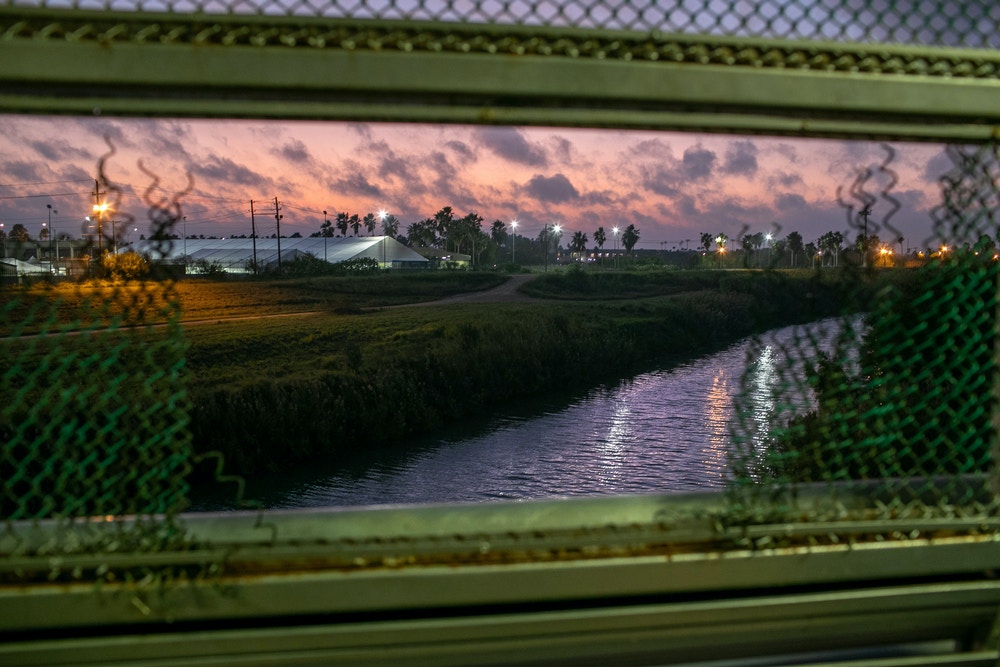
[1,258,51,274]
[128,237,428,269]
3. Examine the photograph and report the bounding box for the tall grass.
[188,270,862,475]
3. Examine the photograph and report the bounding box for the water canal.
[194,317,855,511]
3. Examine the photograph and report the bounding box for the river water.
[194,318,852,511]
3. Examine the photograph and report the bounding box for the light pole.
[859,205,872,267]
[552,224,561,266]
[378,209,388,268]
[510,219,518,263]
[323,210,329,262]
[92,202,109,255]
[544,223,561,272]
[612,226,619,270]
[47,204,58,273]
[765,232,772,267]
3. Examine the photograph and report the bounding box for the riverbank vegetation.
[2,266,925,486]
[184,268,912,477]
[768,260,994,484]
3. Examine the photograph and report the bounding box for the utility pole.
[859,205,872,268]
[93,179,106,255]
[250,200,258,274]
[274,197,283,275]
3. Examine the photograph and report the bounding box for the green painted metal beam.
[3,9,1000,141]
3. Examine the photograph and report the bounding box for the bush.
[101,251,150,279]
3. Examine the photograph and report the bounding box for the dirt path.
[395,274,538,307]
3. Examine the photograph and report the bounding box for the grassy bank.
[186,268,885,476]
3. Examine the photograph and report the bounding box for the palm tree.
[363,213,377,236]
[336,212,349,237]
[700,232,713,253]
[594,226,607,253]
[381,214,400,240]
[569,230,589,260]
[786,231,804,268]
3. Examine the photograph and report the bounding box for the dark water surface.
[194,319,843,511]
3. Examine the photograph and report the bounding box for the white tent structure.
[128,237,428,273]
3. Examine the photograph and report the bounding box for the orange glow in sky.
[0,116,949,249]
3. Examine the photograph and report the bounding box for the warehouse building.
[128,236,429,273]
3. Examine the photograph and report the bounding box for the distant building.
[410,246,472,269]
[128,237,429,273]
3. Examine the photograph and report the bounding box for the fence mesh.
[728,143,1000,523]
[7,0,1000,49]
[1,155,194,557]
[2,0,1000,584]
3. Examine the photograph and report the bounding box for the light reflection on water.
[205,318,850,510]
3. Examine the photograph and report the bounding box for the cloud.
[1,160,48,183]
[770,170,804,188]
[277,139,312,163]
[641,165,680,197]
[27,138,91,163]
[190,155,272,191]
[680,145,716,181]
[330,160,385,199]
[549,136,574,164]
[523,173,579,203]
[135,121,196,161]
[476,127,547,166]
[722,140,759,176]
[628,138,671,158]
[923,148,955,183]
[445,140,476,163]
[775,193,808,211]
[377,154,412,182]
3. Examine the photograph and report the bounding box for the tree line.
[311,206,642,268]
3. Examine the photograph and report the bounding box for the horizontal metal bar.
[3,10,1000,140]
[3,582,997,666]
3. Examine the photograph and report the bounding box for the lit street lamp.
[510,219,518,263]
[543,222,561,272]
[612,226,619,270]
[92,202,109,255]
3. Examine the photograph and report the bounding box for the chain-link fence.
[6,0,1000,48]
[2,0,1000,627]
[728,143,1000,525]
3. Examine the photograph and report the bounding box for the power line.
[0,190,91,201]
[0,178,93,188]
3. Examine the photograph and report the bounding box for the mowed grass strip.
[0,272,509,335]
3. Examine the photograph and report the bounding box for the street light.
[612,226,620,270]
[92,202,109,254]
[510,219,518,263]
[47,204,58,273]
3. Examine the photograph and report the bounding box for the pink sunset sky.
[0,115,954,251]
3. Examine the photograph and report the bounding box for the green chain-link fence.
[8,0,1000,48]
[1,160,195,573]
[2,0,1000,589]
[728,143,1000,524]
